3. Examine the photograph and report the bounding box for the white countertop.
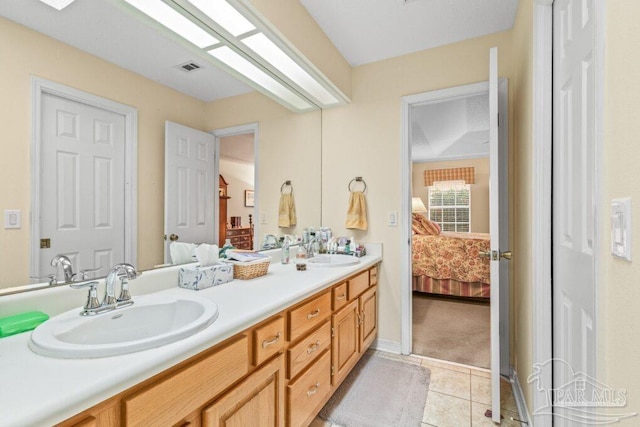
[0,247,381,427]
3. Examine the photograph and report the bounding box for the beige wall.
[600,1,640,421]
[510,0,535,410]
[319,32,513,345]
[412,158,490,233]
[0,17,206,287]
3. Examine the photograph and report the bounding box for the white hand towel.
[170,242,197,264]
[195,243,219,267]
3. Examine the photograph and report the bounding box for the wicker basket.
[227,258,270,280]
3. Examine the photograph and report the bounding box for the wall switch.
[611,198,631,261]
[388,211,398,227]
[260,212,267,224]
[4,210,21,229]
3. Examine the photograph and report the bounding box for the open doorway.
[409,90,492,369]
[213,123,259,251]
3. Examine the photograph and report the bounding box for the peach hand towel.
[278,193,297,227]
[345,191,368,230]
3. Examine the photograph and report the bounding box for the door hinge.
[331,327,335,338]
[331,365,334,376]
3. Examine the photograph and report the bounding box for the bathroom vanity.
[0,247,381,427]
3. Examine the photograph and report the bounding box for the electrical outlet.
[260,213,267,224]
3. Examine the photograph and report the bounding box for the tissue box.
[178,262,233,290]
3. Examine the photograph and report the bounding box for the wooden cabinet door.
[331,299,359,386]
[203,355,284,427]
[359,286,377,352]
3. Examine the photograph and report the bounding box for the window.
[428,180,471,232]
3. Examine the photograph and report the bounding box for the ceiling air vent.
[177,61,202,72]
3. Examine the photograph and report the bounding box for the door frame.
[212,123,260,249]
[400,80,509,375]
[30,77,138,280]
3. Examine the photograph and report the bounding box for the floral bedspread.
[411,232,491,284]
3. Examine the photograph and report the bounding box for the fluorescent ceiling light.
[243,33,340,106]
[39,0,76,10]
[124,0,219,48]
[208,46,312,111]
[187,0,255,37]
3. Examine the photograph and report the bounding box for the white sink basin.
[306,254,360,268]
[29,294,218,358]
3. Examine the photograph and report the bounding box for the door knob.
[500,251,512,260]
[169,234,179,242]
[478,250,492,259]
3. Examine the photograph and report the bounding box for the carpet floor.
[412,293,490,368]
[319,351,431,427]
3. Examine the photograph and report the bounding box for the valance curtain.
[424,167,475,186]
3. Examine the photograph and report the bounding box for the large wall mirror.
[0,2,322,292]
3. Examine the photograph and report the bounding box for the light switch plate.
[260,213,267,224]
[4,210,21,229]
[611,197,631,261]
[388,211,398,227]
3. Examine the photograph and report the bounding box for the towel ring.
[348,177,367,193]
[281,180,293,195]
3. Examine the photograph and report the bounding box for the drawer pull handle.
[307,382,320,397]
[262,332,281,349]
[306,340,321,354]
[336,294,346,301]
[307,309,320,320]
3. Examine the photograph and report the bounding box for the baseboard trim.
[510,367,532,426]
[371,338,401,354]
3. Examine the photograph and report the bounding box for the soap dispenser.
[281,236,291,264]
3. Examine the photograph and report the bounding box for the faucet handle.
[70,281,101,312]
[117,276,132,303]
[77,266,103,281]
[30,274,57,286]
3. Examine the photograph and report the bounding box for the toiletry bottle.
[219,239,235,259]
[350,237,357,255]
[281,236,291,264]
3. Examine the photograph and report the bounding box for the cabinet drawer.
[123,336,249,427]
[347,271,369,300]
[253,316,285,366]
[287,321,331,380]
[288,292,331,342]
[332,282,348,311]
[287,350,331,427]
[369,266,378,286]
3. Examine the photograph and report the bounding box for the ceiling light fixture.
[121,0,348,112]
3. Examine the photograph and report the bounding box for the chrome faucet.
[304,236,319,258]
[71,263,139,316]
[51,255,75,283]
[104,263,138,307]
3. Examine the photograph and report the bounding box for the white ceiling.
[299,0,519,66]
[220,133,255,164]
[411,93,490,163]
[1,0,518,103]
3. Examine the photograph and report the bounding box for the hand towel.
[345,191,368,230]
[170,242,197,264]
[278,193,297,228]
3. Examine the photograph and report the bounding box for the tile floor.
[311,351,523,427]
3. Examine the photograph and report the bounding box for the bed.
[411,215,491,299]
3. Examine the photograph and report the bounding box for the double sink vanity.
[0,245,381,426]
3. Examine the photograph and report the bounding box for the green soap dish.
[0,311,49,338]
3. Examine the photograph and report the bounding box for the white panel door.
[553,0,596,424]
[164,121,216,263]
[40,93,126,278]
[489,46,510,424]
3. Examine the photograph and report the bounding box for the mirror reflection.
[0,6,322,292]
